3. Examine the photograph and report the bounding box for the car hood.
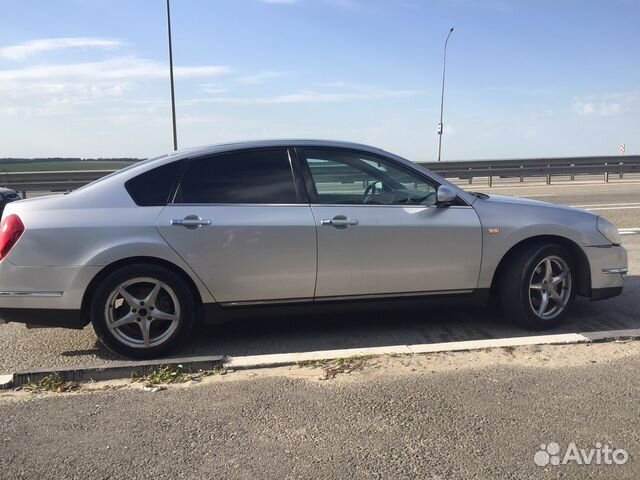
[481,194,594,216]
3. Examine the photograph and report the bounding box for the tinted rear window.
[125,161,183,206]
[175,149,298,204]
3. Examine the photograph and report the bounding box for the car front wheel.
[500,243,576,330]
[90,264,195,359]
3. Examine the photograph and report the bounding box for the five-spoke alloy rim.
[104,277,181,349]
[528,255,572,320]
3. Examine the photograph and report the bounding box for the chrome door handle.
[171,216,212,229]
[321,216,359,227]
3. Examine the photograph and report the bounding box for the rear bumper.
[0,307,86,329]
[0,262,100,310]
[0,262,98,328]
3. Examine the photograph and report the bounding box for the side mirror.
[436,185,457,207]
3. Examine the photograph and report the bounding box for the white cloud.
[260,0,358,7]
[186,87,419,105]
[238,71,287,84]
[530,108,553,118]
[315,81,370,89]
[603,90,640,103]
[0,57,233,117]
[0,57,232,83]
[574,102,596,115]
[573,101,622,116]
[199,82,229,94]
[572,90,639,117]
[598,102,622,116]
[0,37,122,60]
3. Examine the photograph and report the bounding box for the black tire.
[500,243,576,330]
[90,264,195,359]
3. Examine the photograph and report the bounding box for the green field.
[0,161,137,173]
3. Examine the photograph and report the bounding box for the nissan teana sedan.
[0,141,627,358]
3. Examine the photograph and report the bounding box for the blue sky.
[0,0,638,161]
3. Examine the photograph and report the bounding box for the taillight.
[0,214,24,261]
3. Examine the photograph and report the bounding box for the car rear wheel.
[90,264,195,359]
[500,243,576,330]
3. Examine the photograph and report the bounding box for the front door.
[298,148,482,298]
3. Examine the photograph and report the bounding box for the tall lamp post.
[437,27,454,162]
[166,0,178,151]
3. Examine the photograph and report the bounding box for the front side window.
[302,149,438,206]
[175,148,298,204]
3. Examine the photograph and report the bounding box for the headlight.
[597,217,622,245]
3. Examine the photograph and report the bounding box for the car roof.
[168,139,398,160]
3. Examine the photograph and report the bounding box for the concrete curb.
[224,329,640,370]
[3,329,640,389]
[0,374,12,390]
[2,355,224,389]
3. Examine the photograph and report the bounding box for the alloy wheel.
[104,277,181,349]
[528,255,572,320]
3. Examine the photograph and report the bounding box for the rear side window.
[175,149,298,204]
[125,161,183,206]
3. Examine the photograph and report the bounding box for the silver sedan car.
[0,140,628,358]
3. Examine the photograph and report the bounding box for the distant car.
[0,140,628,358]
[0,188,21,217]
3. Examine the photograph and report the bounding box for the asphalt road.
[1,342,639,479]
[0,178,638,374]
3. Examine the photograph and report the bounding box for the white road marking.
[571,202,640,208]
[515,194,558,198]
[582,206,640,211]
[620,228,640,236]
[483,181,640,190]
[563,202,640,212]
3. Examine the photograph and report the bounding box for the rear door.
[297,148,482,298]
[156,148,317,304]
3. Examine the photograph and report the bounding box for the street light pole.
[437,27,454,162]
[166,0,178,151]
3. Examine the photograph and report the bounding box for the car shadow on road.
[67,276,637,363]
[166,275,638,359]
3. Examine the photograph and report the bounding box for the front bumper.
[584,245,627,301]
[590,287,624,301]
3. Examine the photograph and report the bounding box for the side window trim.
[292,146,320,203]
[286,147,310,204]
[169,147,305,205]
[167,159,189,204]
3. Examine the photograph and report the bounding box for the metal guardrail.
[422,155,640,187]
[0,156,638,196]
[0,170,112,197]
